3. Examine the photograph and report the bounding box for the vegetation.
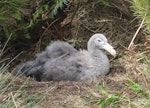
[84,85,122,108]
[0,0,150,107]
[0,0,31,40]
[0,0,30,27]
[84,78,150,108]
[0,0,150,40]
[0,0,71,40]
[130,0,150,34]
[0,38,45,107]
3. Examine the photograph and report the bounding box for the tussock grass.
[0,39,44,108]
[130,0,150,34]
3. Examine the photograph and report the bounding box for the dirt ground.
[2,0,150,108]
[9,55,149,107]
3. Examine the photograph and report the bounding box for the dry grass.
[0,50,150,108]
[1,0,150,108]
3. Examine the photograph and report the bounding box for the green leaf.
[100,94,121,107]
[127,78,149,98]
[26,20,34,29]
[51,0,70,16]
[98,85,109,96]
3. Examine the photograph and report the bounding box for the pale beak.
[102,43,116,57]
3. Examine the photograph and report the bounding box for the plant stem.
[128,18,144,50]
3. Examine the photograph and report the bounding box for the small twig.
[0,33,12,57]
[11,92,18,108]
[41,19,59,37]
[70,2,80,28]
[128,18,145,50]
[36,19,59,52]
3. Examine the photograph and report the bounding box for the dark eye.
[98,39,101,42]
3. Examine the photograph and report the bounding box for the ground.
[0,0,150,108]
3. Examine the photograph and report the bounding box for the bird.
[15,33,116,82]
[35,41,78,65]
[15,41,77,81]
[41,33,116,82]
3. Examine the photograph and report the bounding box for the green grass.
[84,77,150,108]
[127,78,149,98]
[130,0,150,34]
[84,85,125,108]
